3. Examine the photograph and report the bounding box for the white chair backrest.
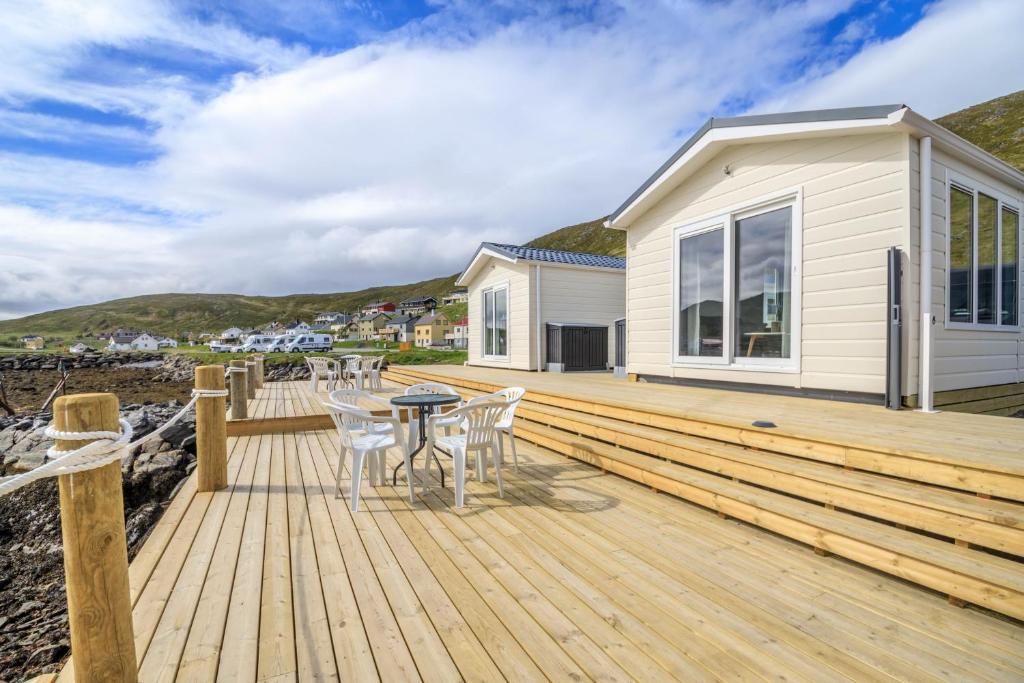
[343,355,362,372]
[457,400,508,449]
[328,388,373,408]
[371,356,385,370]
[406,382,458,397]
[306,356,331,374]
[323,400,372,451]
[467,387,524,425]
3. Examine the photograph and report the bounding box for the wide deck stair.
[385,366,1024,622]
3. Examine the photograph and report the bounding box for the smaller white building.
[68,343,92,354]
[456,243,626,371]
[221,327,244,341]
[131,334,159,351]
[157,337,178,348]
[286,320,311,334]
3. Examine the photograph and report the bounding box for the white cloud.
[770,0,1024,117]
[2,0,1021,322]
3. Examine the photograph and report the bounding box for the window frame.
[944,170,1022,333]
[671,189,803,373]
[481,282,510,360]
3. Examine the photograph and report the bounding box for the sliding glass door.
[674,198,798,370]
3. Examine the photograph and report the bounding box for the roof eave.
[608,105,909,229]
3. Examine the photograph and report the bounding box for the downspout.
[535,265,542,371]
[919,136,935,412]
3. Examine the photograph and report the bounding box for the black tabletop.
[390,393,461,408]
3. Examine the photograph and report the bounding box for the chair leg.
[335,445,347,498]
[453,449,466,508]
[367,451,378,488]
[351,451,366,512]
[475,449,486,482]
[508,430,519,471]
[493,445,504,498]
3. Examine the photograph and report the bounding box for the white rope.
[0,387,228,497]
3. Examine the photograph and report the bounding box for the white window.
[673,193,801,371]
[947,174,1020,330]
[482,285,509,358]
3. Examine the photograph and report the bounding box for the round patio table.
[390,393,461,488]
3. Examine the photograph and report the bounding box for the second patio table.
[390,393,461,489]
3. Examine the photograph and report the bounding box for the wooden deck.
[57,378,1024,681]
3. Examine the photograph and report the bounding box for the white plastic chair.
[469,387,525,470]
[306,356,337,392]
[323,399,412,511]
[403,382,461,448]
[368,356,385,390]
[328,388,400,432]
[424,400,508,508]
[341,355,365,390]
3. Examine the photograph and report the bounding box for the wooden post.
[195,365,227,492]
[228,360,247,421]
[53,393,138,683]
[250,355,264,389]
[245,360,257,399]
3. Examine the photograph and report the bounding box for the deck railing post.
[228,360,248,420]
[251,354,264,389]
[245,360,257,400]
[195,365,228,492]
[53,393,138,683]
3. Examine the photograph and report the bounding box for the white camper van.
[240,335,276,352]
[285,333,333,353]
[266,335,296,352]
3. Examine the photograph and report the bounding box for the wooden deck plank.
[284,432,338,681]
[217,429,274,681]
[177,434,268,680]
[297,432,461,681]
[508,442,1024,681]
[258,433,297,682]
[300,437,423,682]
[293,433,380,682]
[138,434,261,681]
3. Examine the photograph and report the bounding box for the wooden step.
[385,367,1024,501]
[385,370,1024,556]
[511,419,1024,621]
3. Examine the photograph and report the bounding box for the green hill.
[6,91,1022,342]
[936,90,1024,171]
[0,275,457,340]
[524,217,623,256]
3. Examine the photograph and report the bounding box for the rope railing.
[0,387,228,497]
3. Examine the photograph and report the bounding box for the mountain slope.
[936,90,1024,171]
[524,217,624,256]
[0,275,457,339]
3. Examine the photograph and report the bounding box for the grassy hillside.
[524,217,624,256]
[936,90,1024,171]
[0,274,456,339]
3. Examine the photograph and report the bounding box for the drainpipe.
[919,136,935,412]
[535,265,542,371]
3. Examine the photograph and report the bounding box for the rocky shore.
[0,351,165,371]
[0,401,196,680]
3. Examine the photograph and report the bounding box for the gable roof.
[456,242,625,286]
[607,104,1024,229]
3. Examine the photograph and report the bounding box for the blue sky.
[0,0,1021,319]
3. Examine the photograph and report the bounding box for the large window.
[482,286,508,357]
[674,196,798,370]
[947,178,1020,329]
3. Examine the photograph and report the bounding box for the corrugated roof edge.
[485,242,626,268]
[607,104,905,225]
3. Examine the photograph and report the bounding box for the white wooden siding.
[626,132,909,395]
[466,259,533,370]
[907,142,1024,393]
[538,266,626,368]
